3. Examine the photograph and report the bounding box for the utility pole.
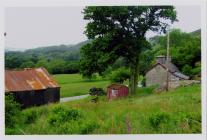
[166,27,170,91]
[167,28,170,62]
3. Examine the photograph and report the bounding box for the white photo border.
[0,0,206,140]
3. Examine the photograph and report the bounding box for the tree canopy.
[80,6,177,94]
[140,29,201,79]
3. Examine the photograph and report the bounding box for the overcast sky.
[5,6,201,50]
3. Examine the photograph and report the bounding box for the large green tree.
[80,6,177,94]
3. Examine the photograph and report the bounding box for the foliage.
[5,52,27,69]
[89,87,106,96]
[5,94,21,128]
[47,106,82,126]
[109,67,130,83]
[136,86,156,97]
[80,121,99,134]
[48,59,66,74]
[80,6,177,94]
[35,59,49,69]
[5,41,89,74]
[22,109,39,124]
[20,61,35,69]
[6,84,201,134]
[148,112,170,129]
[143,28,201,79]
[182,65,193,77]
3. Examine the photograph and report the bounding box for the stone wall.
[169,80,200,89]
[146,65,168,88]
[145,64,199,90]
[146,64,179,88]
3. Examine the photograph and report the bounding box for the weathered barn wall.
[9,87,60,108]
[44,88,60,103]
[5,67,60,108]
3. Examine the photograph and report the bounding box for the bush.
[182,65,193,77]
[5,127,22,135]
[89,87,106,96]
[80,121,99,134]
[47,106,82,126]
[191,67,201,76]
[5,94,21,128]
[148,112,170,129]
[23,109,38,124]
[180,112,201,133]
[109,67,130,84]
[137,86,156,97]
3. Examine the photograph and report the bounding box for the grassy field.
[53,74,110,97]
[7,84,201,134]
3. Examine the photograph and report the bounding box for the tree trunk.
[129,59,139,95]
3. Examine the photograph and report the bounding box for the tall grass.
[7,84,201,134]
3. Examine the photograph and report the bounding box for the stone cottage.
[145,55,189,89]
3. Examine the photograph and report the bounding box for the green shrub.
[109,67,130,83]
[148,112,170,129]
[180,112,201,133]
[182,65,193,77]
[80,121,99,134]
[136,86,156,97]
[47,106,82,126]
[23,109,38,124]
[89,87,106,96]
[5,127,22,135]
[5,94,21,128]
[191,67,201,76]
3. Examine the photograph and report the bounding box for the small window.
[111,89,118,97]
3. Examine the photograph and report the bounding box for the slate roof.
[163,61,179,73]
[173,72,190,80]
[146,62,189,80]
[107,83,128,90]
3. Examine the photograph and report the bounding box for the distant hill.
[190,29,201,37]
[148,35,162,46]
[6,40,90,63]
[25,40,90,54]
[5,40,90,72]
[5,47,25,52]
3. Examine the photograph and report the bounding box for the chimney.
[156,55,171,64]
[156,55,166,64]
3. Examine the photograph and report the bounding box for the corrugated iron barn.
[107,84,129,99]
[145,55,189,89]
[5,67,60,108]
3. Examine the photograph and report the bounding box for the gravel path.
[60,94,90,103]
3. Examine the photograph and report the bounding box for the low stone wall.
[169,80,200,89]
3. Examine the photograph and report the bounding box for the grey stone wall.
[146,65,168,88]
[169,80,200,89]
[145,64,200,90]
[145,65,180,88]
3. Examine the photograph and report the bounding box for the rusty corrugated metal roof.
[5,67,60,92]
[107,83,128,90]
